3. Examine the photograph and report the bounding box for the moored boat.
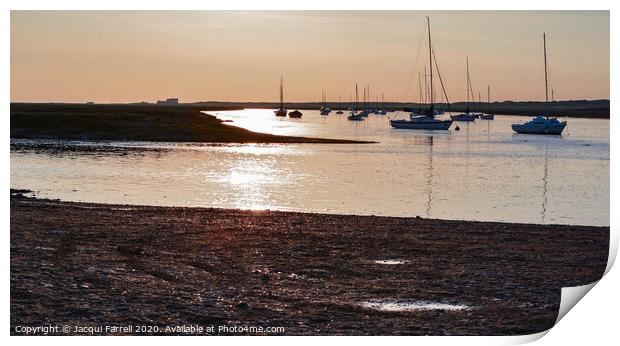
[348,83,365,121]
[348,112,365,121]
[511,116,566,134]
[480,85,495,120]
[389,17,452,131]
[319,90,331,115]
[450,57,478,122]
[450,113,477,122]
[512,33,567,135]
[288,110,303,118]
[274,76,287,117]
[390,115,452,130]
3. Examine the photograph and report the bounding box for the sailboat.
[336,96,344,114]
[480,85,495,120]
[377,93,388,115]
[451,57,477,122]
[348,84,364,121]
[274,76,287,117]
[512,33,567,135]
[320,90,331,115]
[288,109,303,118]
[358,85,370,117]
[390,17,453,130]
[473,92,484,118]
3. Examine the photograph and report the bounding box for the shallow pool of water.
[361,300,471,312]
[373,260,410,265]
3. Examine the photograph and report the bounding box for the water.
[373,260,410,265]
[10,109,609,226]
[361,300,471,312]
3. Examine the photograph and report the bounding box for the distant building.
[156,98,179,105]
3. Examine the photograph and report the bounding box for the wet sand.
[10,192,608,335]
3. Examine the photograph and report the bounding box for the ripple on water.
[361,300,471,312]
[373,259,410,265]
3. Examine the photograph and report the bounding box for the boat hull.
[511,122,566,135]
[390,119,453,130]
[288,110,303,118]
[348,114,365,121]
[274,109,287,117]
[480,114,495,120]
[450,114,477,122]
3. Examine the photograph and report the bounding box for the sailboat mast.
[543,33,549,103]
[355,84,359,111]
[280,76,284,109]
[488,85,491,113]
[424,66,428,104]
[466,57,469,104]
[427,17,433,109]
[543,32,549,118]
[418,73,423,104]
[363,86,365,109]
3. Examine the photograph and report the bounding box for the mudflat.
[10,103,371,144]
[10,193,608,335]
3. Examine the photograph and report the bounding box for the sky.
[10,11,610,103]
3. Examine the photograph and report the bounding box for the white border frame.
[3,1,616,345]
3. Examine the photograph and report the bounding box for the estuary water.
[10,109,609,226]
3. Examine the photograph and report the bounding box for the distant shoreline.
[11,99,609,118]
[10,192,608,335]
[10,103,374,144]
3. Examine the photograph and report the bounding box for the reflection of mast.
[541,140,549,222]
[426,136,434,217]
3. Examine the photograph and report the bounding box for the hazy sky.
[11,11,609,103]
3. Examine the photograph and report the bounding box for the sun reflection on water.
[214,156,287,211]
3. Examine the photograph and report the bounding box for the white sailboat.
[390,17,453,130]
[512,33,567,135]
[480,85,495,120]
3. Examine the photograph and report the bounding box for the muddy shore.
[10,193,608,335]
[10,103,372,144]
